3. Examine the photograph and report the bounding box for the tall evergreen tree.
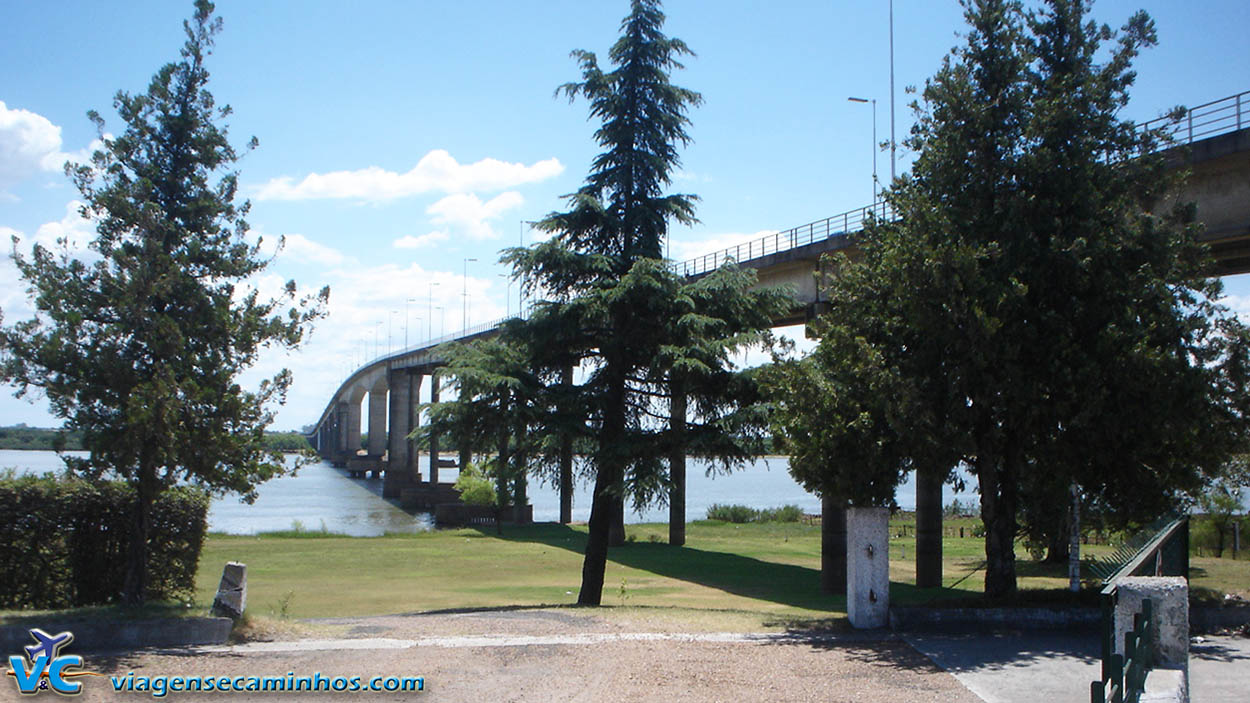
[784,0,1250,599]
[494,0,790,605]
[0,0,327,604]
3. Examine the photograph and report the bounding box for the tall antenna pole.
[889,0,896,184]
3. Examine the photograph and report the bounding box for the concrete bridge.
[307,90,1250,516]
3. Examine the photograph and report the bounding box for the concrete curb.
[1,617,232,654]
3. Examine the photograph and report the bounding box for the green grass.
[193,517,1250,621]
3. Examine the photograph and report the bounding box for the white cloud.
[254,150,563,202]
[28,201,96,255]
[0,101,77,192]
[394,231,449,249]
[277,232,348,267]
[669,229,778,263]
[427,191,524,241]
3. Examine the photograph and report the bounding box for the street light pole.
[428,281,439,342]
[499,274,511,317]
[463,257,477,331]
[404,297,416,349]
[848,96,879,205]
[388,310,398,355]
[890,0,896,184]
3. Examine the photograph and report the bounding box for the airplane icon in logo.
[24,629,74,663]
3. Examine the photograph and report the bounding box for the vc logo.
[6,629,98,696]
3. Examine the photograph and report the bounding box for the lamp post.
[374,321,382,358]
[890,0,896,185]
[435,306,444,338]
[428,281,439,342]
[463,257,477,331]
[847,96,879,205]
[498,274,511,317]
[404,297,417,349]
[388,310,398,355]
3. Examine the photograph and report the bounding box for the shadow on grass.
[479,523,988,613]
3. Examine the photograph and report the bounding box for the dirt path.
[29,610,982,702]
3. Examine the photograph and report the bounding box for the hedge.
[0,473,209,609]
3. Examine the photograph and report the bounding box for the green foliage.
[782,0,1250,599]
[0,426,83,451]
[0,1,326,603]
[436,0,791,606]
[0,473,208,609]
[705,503,803,523]
[454,462,498,508]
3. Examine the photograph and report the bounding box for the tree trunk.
[559,364,574,525]
[122,461,157,605]
[821,496,847,595]
[668,378,687,547]
[579,365,627,605]
[915,465,944,588]
[610,495,626,546]
[980,446,1019,599]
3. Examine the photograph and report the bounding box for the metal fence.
[1091,597,1155,703]
[1139,89,1248,145]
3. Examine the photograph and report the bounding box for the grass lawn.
[192,517,1249,621]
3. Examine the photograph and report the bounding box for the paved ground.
[11,611,1246,702]
[905,628,1250,703]
[14,610,980,703]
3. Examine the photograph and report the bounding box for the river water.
[1,449,980,537]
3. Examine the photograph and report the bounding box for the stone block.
[847,506,889,629]
[1115,576,1188,669]
[210,561,247,620]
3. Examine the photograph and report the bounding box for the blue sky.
[1,0,1248,431]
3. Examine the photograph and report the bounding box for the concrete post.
[1114,576,1189,670]
[559,363,574,524]
[427,372,439,485]
[335,401,349,454]
[367,379,387,456]
[915,465,943,588]
[346,396,362,455]
[847,506,889,629]
[668,378,687,547]
[210,562,247,620]
[385,368,412,498]
[408,372,421,481]
[821,496,847,595]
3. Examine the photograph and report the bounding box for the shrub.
[0,473,208,609]
[454,462,497,507]
[706,503,804,523]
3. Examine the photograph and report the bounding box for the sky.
[1,0,1248,432]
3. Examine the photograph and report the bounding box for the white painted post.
[847,506,890,629]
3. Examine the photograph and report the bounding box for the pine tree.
[0,0,327,604]
[787,0,1250,599]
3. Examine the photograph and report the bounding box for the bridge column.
[335,401,349,455]
[367,378,387,456]
[385,368,417,498]
[346,398,362,456]
[427,372,440,485]
[407,372,421,480]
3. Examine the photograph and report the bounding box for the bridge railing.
[676,89,1249,278]
[672,200,893,277]
[1140,89,1248,145]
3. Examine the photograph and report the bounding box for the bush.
[0,473,208,609]
[454,462,497,507]
[706,503,804,523]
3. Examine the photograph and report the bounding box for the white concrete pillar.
[335,401,349,454]
[346,395,362,455]
[386,369,411,497]
[847,506,890,629]
[367,379,387,456]
[427,373,439,485]
[1115,576,1189,670]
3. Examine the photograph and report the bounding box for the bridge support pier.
[367,378,387,457]
[335,401,349,456]
[346,398,362,456]
[385,369,421,498]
